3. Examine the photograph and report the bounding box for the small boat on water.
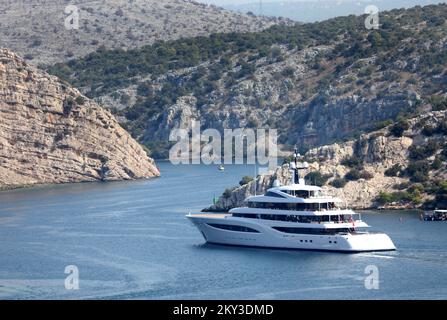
[423,210,447,221]
[218,165,225,171]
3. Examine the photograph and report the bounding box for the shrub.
[330,178,347,188]
[345,169,372,181]
[389,119,410,137]
[393,182,411,190]
[345,169,361,181]
[435,121,447,135]
[429,96,447,111]
[282,67,295,77]
[341,155,363,168]
[75,96,86,105]
[223,188,235,199]
[305,172,332,187]
[239,176,254,186]
[63,97,74,116]
[409,140,439,160]
[405,160,431,181]
[376,190,422,205]
[432,158,443,170]
[385,164,402,177]
[421,125,436,136]
[435,181,447,207]
[410,171,429,183]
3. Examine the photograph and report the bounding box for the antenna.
[294,146,300,184]
[292,146,309,185]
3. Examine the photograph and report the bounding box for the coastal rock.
[0,48,159,189]
[206,111,447,211]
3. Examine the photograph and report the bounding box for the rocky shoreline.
[0,48,160,189]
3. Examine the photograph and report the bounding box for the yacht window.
[273,227,351,235]
[207,224,260,233]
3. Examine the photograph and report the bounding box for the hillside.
[0,0,286,65]
[206,110,447,211]
[0,48,159,190]
[220,0,443,23]
[48,4,447,159]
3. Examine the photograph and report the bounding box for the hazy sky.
[201,0,445,5]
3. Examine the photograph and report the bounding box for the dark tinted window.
[273,227,351,235]
[207,224,260,233]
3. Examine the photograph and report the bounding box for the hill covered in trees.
[48,3,447,158]
[0,0,284,65]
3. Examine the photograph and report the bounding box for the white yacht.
[187,151,396,253]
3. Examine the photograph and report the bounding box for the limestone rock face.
[206,110,447,211]
[0,48,159,189]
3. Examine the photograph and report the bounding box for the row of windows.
[248,202,337,211]
[233,213,354,224]
[207,224,260,233]
[273,227,353,235]
[279,190,316,199]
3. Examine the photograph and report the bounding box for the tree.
[239,176,254,186]
[305,172,332,187]
[435,182,447,207]
[389,119,410,137]
[385,164,401,177]
[330,178,347,188]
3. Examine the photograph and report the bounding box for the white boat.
[187,149,396,253]
[424,209,447,221]
[218,165,225,171]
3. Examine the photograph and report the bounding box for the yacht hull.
[187,215,396,253]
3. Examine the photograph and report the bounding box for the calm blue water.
[1,162,447,300]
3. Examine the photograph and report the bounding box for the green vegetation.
[405,160,431,183]
[429,96,447,111]
[436,181,447,207]
[376,186,423,206]
[385,164,402,177]
[389,119,410,137]
[345,169,373,181]
[305,171,332,187]
[239,176,254,186]
[223,187,237,199]
[341,155,363,168]
[75,96,86,105]
[45,4,447,156]
[330,178,348,189]
[408,140,439,160]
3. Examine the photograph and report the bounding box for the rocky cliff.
[206,110,447,211]
[0,48,159,190]
[0,0,287,65]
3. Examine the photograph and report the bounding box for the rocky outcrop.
[0,0,289,65]
[0,48,159,189]
[206,111,447,211]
